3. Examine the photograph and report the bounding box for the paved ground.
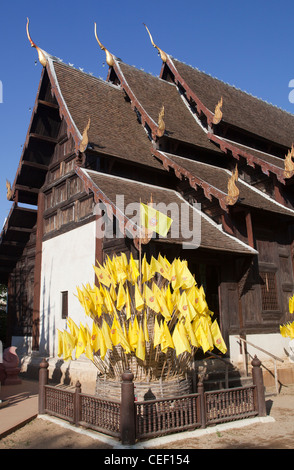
[0,380,293,449]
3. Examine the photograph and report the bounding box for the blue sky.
[1,0,294,228]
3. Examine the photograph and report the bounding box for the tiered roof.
[2,24,294,282]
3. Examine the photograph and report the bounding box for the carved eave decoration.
[212,96,223,125]
[94,23,115,67]
[144,24,167,63]
[79,118,91,153]
[152,148,230,212]
[156,105,165,138]
[26,18,50,67]
[6,180,13,201]
[76,167,142,240]
[284,144,294,179]
[226,165,239,206]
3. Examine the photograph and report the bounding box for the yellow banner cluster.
[279,295,294,339]
[57,253,227,363]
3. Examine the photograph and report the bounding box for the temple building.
[1,21,294,384]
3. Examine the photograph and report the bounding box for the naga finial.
[26,18,48,67]
[94,23,115,67]
[284,144,294,179]
[143,24,167,63]
[156,105,165,137]
[6,179,13,201]
[79,118,91,153]
[226,165,239,205]
[212,96,223,125]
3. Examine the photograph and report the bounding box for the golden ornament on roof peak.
[144,24,167,63]
[94,23,115,67]
[26,18,48,67]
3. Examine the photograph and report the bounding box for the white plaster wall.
[229,333,291,365]
[39,221,96,357]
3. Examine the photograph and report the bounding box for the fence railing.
[38,355,267,445]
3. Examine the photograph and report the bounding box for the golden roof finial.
[284,144,294,179]
[79,118,91,153]
[26,18,48,67]
[144,24,167,63]
[226,165,239,205]
[212,96,223,125]
[156,105,165,137]
[94,22,115,67]
[6,179,13,201]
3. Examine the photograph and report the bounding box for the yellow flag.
[124,285,132,320]
[172,322,191,356]
[67,318,79,345]
[170,259,183,291]
[289,295,294,314]
[101,320,113,350]
[128,253,140,284]
[140,202,173,237]
[57,329,63,357]
[116,282,126,311]
[91,322,100,353]
[102,286,115,314]
[153,316,163,348]
[161,320,174,352]
[85,329,94,361]
[194,322,211,354]
[136,324,146,361]
[144,283,160,313]
[150,256,161,276]
[185,319,199,347]
[157,254,171,280]
[110,316,121,346]
[135,282,144,311]
[130,315,140,351]
[141,254,152,283]
[93,264,112,287]
[63,330,76,361]
[152,283,171,320]
[75,325,87,358]
[211,320,227,354]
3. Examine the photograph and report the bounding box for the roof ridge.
[52,57,121,90]
[118,60,176,86]
[171,57,294,119]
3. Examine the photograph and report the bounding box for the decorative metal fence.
[38,355,266,445]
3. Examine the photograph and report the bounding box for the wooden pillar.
[32,192,44,351]
[120,370,136,445]
[38,358,49,414]
[251,355,267,417]
[74,381,81,425]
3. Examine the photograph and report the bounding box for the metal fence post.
[74,380,81,425]
[39,358,49,414]
[251,355,267,417]
[120,370,136,445]
[197,381,206,428]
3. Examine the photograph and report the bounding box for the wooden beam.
[8,226,33,233]
[29,133,58,144]
[38,99,59,110]
[22,160,48,171]
[0,255,18,262]
[15,184,40,193]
